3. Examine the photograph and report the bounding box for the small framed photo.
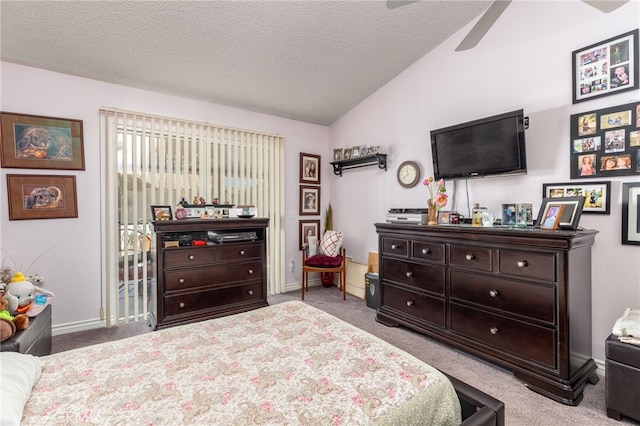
[6,174,78,220]
[1,111,85,170]
[299,185,320,216]
[538,203,566,230]
[622,182,640,245]
[543,181,611,214]
[299,219,320,250]
[437,210,452,225]
[536,197,585,230]
[351,146,361,158]
[300,152,320,185]
[572,29,638,104]
[333,148,344,161]
[151,205,173,221]
[343,148,352,160]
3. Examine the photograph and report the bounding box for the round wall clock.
[397,161,420,188]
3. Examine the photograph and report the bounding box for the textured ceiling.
[0,1,492,125]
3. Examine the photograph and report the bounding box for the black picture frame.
[622,182,640,245]
[151,205,172,221]
[535,197,585,230]
[542,181,611,214]
[569,101,640,179]
[572,29,638,104]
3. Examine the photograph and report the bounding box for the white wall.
[1,62,330,327]
[329,0,640,362]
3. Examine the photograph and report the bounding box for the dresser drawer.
[164,261,263,291]
[451,304,556,368]
[382,284,445,327]
[164,247,218,268]
[382,237,409,257]
[412,241,445,263]
[163,282,263,318]
[498,250,557,281]
[383,258,445,295]
[219,243,263,262]
[449,244,492,272]
[450,270,556,323]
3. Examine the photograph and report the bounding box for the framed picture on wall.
[299,185,320,216]
[0,112,85,170]
[6,174,78,220]
[300,152,320,185]
[543,181,611,214]
[572,29,638,104]
[622,181,640,245]
[569,101,640,179]
[299,219,320,250]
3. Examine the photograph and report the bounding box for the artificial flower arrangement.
[423,177,448,225]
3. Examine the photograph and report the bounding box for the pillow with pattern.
[319,230,343,257]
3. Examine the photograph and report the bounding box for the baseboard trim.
[53,319,105,336]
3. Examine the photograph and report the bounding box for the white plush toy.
[4,272,54,317]
[612,308,640,346]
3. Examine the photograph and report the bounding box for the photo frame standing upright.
[572,29,638,104]
[536,196,585,230]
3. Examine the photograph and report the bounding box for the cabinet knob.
[489,290,499,298]
[179,278,185,285]
[490,327,499,335]
[405,271,413,278]
[391,244,397,250]
[406,300,414,307]
[179,302,185,309]
[248,269,254,275]
[188,254,195,260]
[422,248,431,255]
[517,260,528,268]
[239,250,246,256]
[465,254,474,261]
[247,290,254,296]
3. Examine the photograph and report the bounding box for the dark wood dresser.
[375,223,598,405]
[150,218,269,330]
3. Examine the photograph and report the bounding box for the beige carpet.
[53,286,638,425]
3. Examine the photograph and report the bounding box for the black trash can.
[364,272,379,310]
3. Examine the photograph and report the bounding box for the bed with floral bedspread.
[18,301,498,425]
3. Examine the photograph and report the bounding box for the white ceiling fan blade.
[455,0,512,52]
[581,0,630,13]
[386,0,419,10]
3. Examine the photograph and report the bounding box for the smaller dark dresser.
[606,334,640,422]
[0,304,52,356]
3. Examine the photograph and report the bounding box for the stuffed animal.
[0,292,29,343]
[4,272,55,317]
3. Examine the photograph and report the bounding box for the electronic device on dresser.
[150,218,269,330]
[375,222,598,406]
[430,109,527,180]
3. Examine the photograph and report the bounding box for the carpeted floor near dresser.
[52,286,638,425]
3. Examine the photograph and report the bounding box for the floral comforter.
[23,301,461,425]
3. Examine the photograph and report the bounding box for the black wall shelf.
[330,154,387,176]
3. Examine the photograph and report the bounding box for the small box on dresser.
[606,334,640,422]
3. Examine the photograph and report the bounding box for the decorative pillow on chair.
[319,230,343,257]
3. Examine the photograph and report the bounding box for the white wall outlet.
[290,260,295,272]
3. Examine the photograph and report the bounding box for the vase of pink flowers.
[424,177,448,225]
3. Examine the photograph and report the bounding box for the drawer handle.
[405,271,413,278]
[239,250,246,256]
[248,269,254,275]
[465,254,474,261]
[247,290,254,296]
[406,300,414,307]
[179,302,185,309]
[188,254,195,260]
[489,290,499,298]
[391,244,398,250]
[490,327,499,335]
[179,278,185,285]
[422,248,431,255]
[517,260,528,268]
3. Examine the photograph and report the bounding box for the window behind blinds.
[100,108,285,325]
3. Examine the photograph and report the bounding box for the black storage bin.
[606,334,640,422]
[364,272,379,310]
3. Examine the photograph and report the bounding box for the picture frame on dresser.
[543,181,611,214]
[622,182,640,245]
[151,205,172,221]
[536,196,585,230]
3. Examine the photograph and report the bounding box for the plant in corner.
[424,177,448,225]
[321,203,334,287]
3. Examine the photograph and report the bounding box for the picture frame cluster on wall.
[333,145,379,161]
[570,101,640,179]
[298,152,322,249]
[1,112,85,220]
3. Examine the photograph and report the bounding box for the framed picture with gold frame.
[6,174,78,220]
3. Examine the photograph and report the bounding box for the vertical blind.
[100,108,285,326]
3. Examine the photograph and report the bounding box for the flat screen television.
[430,109,527,180]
